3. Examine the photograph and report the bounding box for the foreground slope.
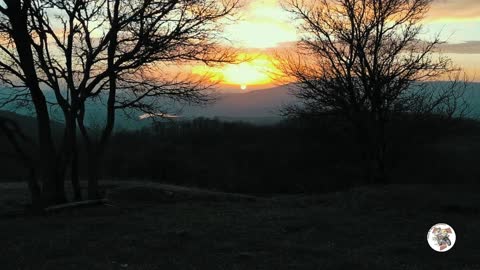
[0,182,478,270]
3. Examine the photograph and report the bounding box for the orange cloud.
[223,0,298,48]
[440,41,480,54]
[429,0,480,21]
[197,0,480,89]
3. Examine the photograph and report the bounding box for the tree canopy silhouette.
[279,0,466,182]
[0,0,240,206]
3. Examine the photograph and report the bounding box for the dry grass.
[0,182,479,270]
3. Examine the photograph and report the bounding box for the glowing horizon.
[195,0,480,90]
[192,53,282,90]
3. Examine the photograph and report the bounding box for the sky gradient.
[201,0,480,90]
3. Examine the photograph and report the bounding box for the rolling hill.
[2,82,480,129]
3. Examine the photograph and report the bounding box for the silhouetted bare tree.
[0,0,67,207]
[0,0,240,205]
[279,0,465,183]
[0,116,41,205]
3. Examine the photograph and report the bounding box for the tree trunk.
[356,115,388,185]
[87,149,101,200]
[78,0,120,200]
[71,142,82,201]
[68,119,82,201]
[0,117,42,208]
[54,171,67,204]
[369,142,387,184]
[27,172,42,210]
[367,121,388,185]
[3,1,65,207]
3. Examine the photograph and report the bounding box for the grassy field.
[0,182,479,270]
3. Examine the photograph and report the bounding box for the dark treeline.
[103,116,480,193]
[3,114,477,195]
[0,0,471,208]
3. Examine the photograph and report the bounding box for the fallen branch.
[44,199,108,213]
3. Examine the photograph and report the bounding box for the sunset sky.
[197,0,480,91]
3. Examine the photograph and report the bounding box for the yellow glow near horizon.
[190,0,480,88]
[190,0,294,89]
[192,53,281,88]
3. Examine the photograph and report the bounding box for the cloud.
[139,113,180,120]
[439,41,480,54]
[222,0,298,48]
[429,0,480,20]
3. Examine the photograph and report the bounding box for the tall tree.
[0,115,41,205]
[279,0,463,183]
[0,0,66,207]
[0,0,240,205]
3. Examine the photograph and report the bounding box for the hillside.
[178,81,480,121]
[182,85,295,119]
[2,82,480,128]
[0,110,64,134]
[0,181,478,269]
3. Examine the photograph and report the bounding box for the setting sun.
[188,0,295,90]
[190,0,480,90]
[192,53,281,89]
[222,56,275,86]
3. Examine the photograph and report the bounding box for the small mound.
[107,186,185,204]
[322,184,480,213]
[106,184,261,205]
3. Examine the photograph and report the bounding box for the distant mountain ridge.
[2,82,480,129]
[181,82,480,120]
[182,85,295,118]
[0,110,65,140]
